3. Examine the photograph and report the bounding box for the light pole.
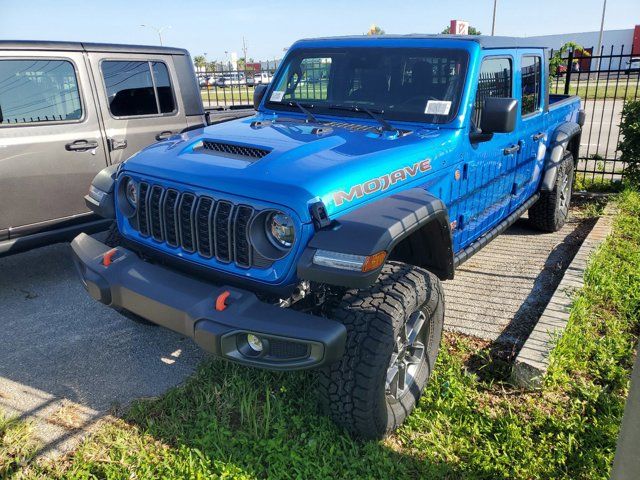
[595,0,607,70]
[140,24,171,46]
[491,0,498,36]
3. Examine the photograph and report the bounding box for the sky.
[0,0,637,61]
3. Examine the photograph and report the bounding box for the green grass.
[550,79,639,100]
[0,412,38,478]
[5,191,640,479]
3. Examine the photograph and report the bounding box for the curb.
[511,203,617,388]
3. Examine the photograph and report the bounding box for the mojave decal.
[332,159,432,207]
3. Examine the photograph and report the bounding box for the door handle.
[503,144,521,155]
[155,131,173,141]
[108,138,127,151]
[533,132,545,141]
[65,139,98,151]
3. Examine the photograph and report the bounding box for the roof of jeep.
[0,40,188,55]
[295,34,551,50]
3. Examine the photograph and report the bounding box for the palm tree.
[193,55,207,72]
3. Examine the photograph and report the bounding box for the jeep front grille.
[134,182,262,268]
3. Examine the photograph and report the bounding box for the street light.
[491,0,498,36]
[140,24,171,46]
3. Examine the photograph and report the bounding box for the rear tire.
[529,153,574,232]
[318,261,444,439]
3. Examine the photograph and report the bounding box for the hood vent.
[197,140,271,160]
[322,121,411,136]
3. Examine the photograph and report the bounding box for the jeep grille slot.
[199,140,270,160]
[129,184,268,268]
[195,196,214,258]
[178,193,197,253]
[213,201,233,263]
[163,189,180,247]
[137,183,151,237]
[149,186,164,242]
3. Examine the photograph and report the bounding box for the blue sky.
[0,0,636,61]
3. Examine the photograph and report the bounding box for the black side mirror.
[471,97,518,143]
[481,97,518,133]
[253,84,268,110]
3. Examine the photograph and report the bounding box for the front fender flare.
[541,122,581,191]
[297,188,453,289]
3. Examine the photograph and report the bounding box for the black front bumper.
[70,233,346,370]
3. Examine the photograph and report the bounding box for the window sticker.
[270,91,285,102]
[424,100,452,115]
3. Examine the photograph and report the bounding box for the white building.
[524,26,639,70]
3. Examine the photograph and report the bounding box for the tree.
[441,25,481,35]
[193,55,206,71]
[367,24,385,35]
[549,41,589,78]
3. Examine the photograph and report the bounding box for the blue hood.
[122,114,461,222]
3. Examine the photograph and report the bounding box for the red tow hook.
[102,248,118,267]
[215,290,231,311]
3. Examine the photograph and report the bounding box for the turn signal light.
[362,251,387,272]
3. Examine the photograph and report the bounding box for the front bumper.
[70,233,346,370]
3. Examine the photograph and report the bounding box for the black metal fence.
[197,60,280,111]
[551,45,639,183]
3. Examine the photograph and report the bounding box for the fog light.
[247,334,263,352]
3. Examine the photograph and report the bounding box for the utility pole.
[242,37,248,63]
[140,24,171,46]
[595,0,607,70]
[491,0,498,36]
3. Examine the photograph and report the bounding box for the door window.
[101,60,176,117]
[0,59,82,125]
[521,56,542,116]
[473,57,512,127]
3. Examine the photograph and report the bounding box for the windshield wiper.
[287,101,318,123]
[328,103,396,132]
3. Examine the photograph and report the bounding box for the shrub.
[619,100,640,186]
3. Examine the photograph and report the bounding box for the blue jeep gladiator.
[71,35,584,438]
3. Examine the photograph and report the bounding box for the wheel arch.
[297,188,454,289]
[541,121,581,191]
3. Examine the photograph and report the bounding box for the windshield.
[265,47,469,124]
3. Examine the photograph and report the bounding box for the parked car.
[73,35,584,439]
[0,41,206,256]
[199,75,215,87]
[625,57,640,74]
[215,72,246,88]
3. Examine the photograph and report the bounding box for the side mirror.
[480,97,518,134]
[253,84,268,110]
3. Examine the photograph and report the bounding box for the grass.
[0,412,38,478]
[550,78,639,100]
[4,190,640,479]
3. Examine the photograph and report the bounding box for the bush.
[619,100,640,186]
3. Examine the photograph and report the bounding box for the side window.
[0,59,82,125]
[521,56,541,116]
[474,57,512,127]
[101,60,175,117]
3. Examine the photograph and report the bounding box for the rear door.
[87,53,187,164]
[0,50,109,233]
[512,53,546,209]
[457,54,518,249]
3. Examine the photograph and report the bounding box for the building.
[523,25,640,70]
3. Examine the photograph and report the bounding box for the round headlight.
[125,178,138,207]
[266,212,295,248]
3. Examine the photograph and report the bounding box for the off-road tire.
[529,153,574,232]
[318,261,444,439]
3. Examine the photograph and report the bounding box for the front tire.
[318,262,444,439]
[529,153,574,232]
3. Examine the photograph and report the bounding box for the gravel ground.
[0,208,594,458]
[443,209,595,347]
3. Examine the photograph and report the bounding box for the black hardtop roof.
[0,40,188,55]
[297,34,551,50]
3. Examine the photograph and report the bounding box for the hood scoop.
[194,139,271,161]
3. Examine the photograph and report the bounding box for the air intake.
[198,140,270,160]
